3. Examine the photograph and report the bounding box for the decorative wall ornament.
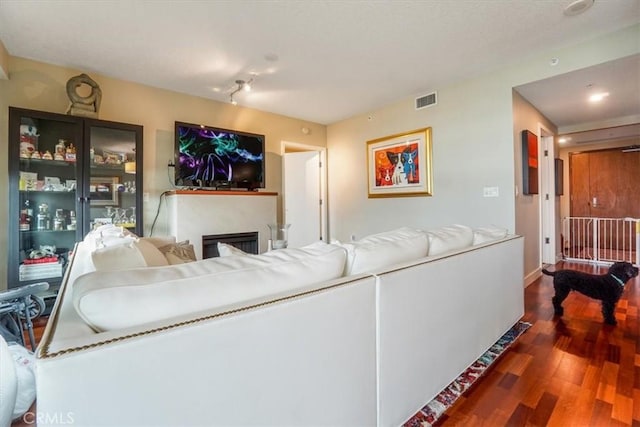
[521,130,539,195]
[366,127,433,198]
[66,73,102,118]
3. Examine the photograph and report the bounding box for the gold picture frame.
[367,127,433,198]
[90,176,120,206]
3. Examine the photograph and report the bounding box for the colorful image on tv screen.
[176,125,264,187]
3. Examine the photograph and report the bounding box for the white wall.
[327,75,515,241]
[326,24,640,280]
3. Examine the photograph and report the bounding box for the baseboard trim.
[524,267,542,287]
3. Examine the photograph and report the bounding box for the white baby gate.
[562,217,640,265]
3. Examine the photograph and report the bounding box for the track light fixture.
[229,77,254,105]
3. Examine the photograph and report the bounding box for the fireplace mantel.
[166,190,278,197]
[166,190,278,259]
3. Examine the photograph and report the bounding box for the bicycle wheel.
[17,295,47,320]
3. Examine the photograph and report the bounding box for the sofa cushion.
[91,239,169,271]
[73,241,347,331]
[157,240,197,264]
[473,226,508,245]
[139,236,178,248]
[337,227,429,275]
[426,224,474,256]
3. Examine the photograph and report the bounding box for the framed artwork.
[521,130,539,195]
[367,127,433,198]
[90,176,119,206]
[554,158,564,196]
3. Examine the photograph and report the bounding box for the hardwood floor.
[439,261,640,426]
[10,261,640,426]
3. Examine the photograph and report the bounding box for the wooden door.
[569,152,591,217]
[570,148,640,251]
[570,149,640,218]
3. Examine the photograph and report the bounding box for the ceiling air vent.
[415,92,437,110]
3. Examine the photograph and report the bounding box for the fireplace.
[166,191,277,260]
[202,232,259,258]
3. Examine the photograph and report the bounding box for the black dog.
[542,262,638,325]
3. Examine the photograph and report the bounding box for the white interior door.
[283,151,321,248]
[540,129,557,265]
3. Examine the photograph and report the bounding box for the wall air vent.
[415,92,437,110]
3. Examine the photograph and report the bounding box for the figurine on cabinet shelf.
[55,139,67,160]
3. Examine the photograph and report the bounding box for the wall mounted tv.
[174,122,265,190]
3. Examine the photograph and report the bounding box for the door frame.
[281,141,328,243]
[538,124,558,265]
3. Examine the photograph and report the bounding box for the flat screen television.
[174,122,265,190]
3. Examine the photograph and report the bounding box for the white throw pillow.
[83,224,138,251]
[473,226,509,245]
[91,239,169,271]
[426,224,474,256]
[336,227,429,275]
[90,223,136,238]
[217,242,248,257]
[73,241,347,331]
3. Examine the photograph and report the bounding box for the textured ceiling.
[0,0,639,127]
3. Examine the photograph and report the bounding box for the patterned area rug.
[403,321,532,427]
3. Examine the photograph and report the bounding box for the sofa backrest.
[72,241,347,331]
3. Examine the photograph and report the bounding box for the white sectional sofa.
[35,225,524,427]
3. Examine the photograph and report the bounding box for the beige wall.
[0,57,326,289]
[0,39,8,79]
[512,91,557,282]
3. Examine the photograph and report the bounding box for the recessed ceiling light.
[589,92,610,102]
[563,0,594,16]
[558,137,571,143]
[550,58,559,66]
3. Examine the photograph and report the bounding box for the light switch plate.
[483,186,499,197]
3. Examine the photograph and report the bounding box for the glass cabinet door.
[9,110,83,286]
[9,108,143,289]
[85,123,141,235]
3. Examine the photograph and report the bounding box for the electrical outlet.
[143,192,150,202]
